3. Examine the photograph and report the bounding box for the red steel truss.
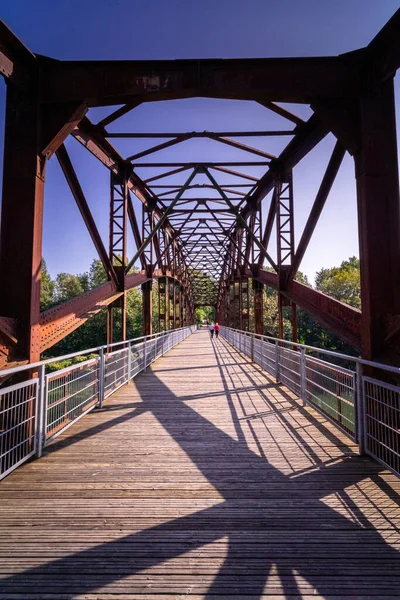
[0,10,399,368]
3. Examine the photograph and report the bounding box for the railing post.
[98,348,105,408]
[356,361,366,455]
[300,348,307,406]
[275,340,280,383]
[144,337,148,370]
[127,342,132,381]
[251,335,255,362]
[36,364,46,458]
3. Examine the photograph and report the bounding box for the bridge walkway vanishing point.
[0,329,399,599]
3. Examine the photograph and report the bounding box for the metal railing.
[0,325,195,480]
[221,326,400,478]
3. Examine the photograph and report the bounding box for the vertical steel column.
[253,280,264,335]
[174,282,180,328]
[107,305,114,345]
[275,171,297,342]
[168,278,174,329]
[355,78,400,362]
[278,294,284,340]
[0,79,45,363]
[165,278,171,330]
[142,280,153,336]
[225,283,231,327]
[158,277,166,331]
[108,171,128,344]
[242,278,249,331]
[142,206,154,273]
[179,286,184,327]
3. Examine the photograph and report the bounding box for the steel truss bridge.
[0,10,399,370]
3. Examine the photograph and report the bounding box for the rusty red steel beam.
[127,192,146,270]
[97,99,143,128]
[145,166,190,183]
[286,141,346,282]
[127,134,193,161]
[39,272,149,353]
[210,165,259,182]
[257,101,304,126]
[252,269,361,350]
[38,56,361,106]
[219,115,329,303]
[131,161,271,168]
[0,316,17,345]
[0,19,36,82]
[364,7,400,81]
[243,114,329,218]
[56,144,118,285]
[208,134,276,159]
[72,118,186,262]
[106,130,295,138]
[257,189,277,269]
[42,103,88,158]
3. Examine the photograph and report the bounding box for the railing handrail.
[221,326,400,376]
[0,325,194,378]
[221,326,400,479]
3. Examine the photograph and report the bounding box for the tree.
[40,259,55,311]
[43,259,144,357]
[195,306,215,324]
[315,257,361,309]
[53,272,86,304]
[263,271,310,339]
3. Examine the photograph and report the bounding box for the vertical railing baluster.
[98,348,105,409]
[36,364,46,458]
[356,361,366,454]
[275,340,280,383]
[127,342,132,381]
[300,348,307,406]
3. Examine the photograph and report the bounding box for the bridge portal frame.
[0,12,399,367]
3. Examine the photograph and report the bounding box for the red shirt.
[214,325,220,331]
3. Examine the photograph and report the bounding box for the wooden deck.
[0,330,399,599]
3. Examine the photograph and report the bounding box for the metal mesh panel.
[364,377,400,476]
[305,356,355,436]
[130,342,145,378]
[278,346,301,396]
[46,358,99,440]
[0,380,38,480]
[253,338,263,367]
[261,340,276,377]
[104,348,129,398]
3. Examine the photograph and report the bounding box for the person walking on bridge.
[214,323,220,339]
[209,323,215,340]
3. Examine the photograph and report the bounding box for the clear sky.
[0,0,399,284]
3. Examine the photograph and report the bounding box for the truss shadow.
[0,332,399,598]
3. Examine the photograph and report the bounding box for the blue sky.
[0,1,399,283]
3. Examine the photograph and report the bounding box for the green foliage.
[41,258,145,359]
[315,257,361,309]
[40,254,362,361]
[195,306,215,324]
[45,353,98,374]
[152,281,159,333]
[40,260,55,311]
[53,272,86,304]
[262,261,360,355]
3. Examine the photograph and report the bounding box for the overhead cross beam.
[1,10,400,367]
[56,144,118,286]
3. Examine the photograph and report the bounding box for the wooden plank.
[0,329,399,598]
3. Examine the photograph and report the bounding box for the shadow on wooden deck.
[0,331,399,598]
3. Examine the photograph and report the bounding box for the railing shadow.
[0,331,399,597]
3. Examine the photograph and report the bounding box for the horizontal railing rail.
[0,325,196,480]
[221,326,400,478]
